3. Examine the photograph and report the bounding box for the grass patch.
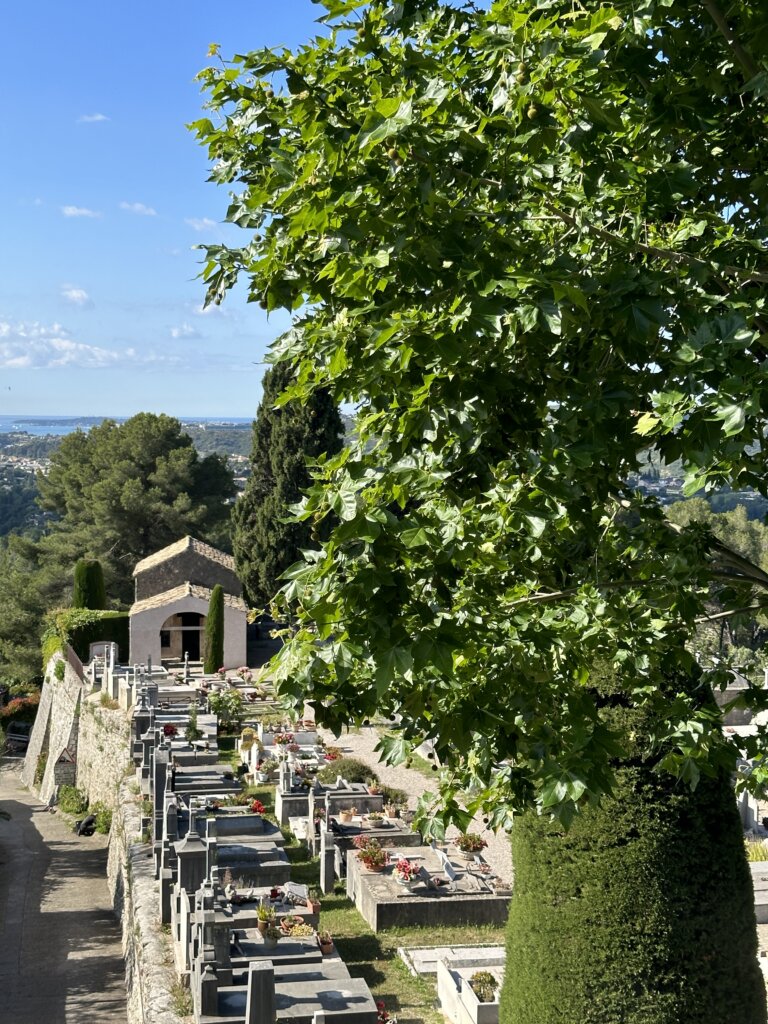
[316,890,506,1024]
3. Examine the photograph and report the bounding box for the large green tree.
[194,0,768,821]
[194,4,768,1017]
[0,414,235,683]
[232,361,343,608]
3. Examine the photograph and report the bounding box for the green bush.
[58,785,88,815]
[500,669,766,1024]
[381,785,408,806]
[0,692,40,724]
[92,802,112,834]
[204,584,224,673]
[54,660,65,680]
[43,608,129,666]
[72,559,107,610]
[316,758,378,785]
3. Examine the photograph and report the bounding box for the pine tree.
[204,584,224,673]
[232,362,343,607]
[72,559,107,610]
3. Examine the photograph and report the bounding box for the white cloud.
[78,113,109,123]
[61,205,101,218]
[120,201,157,216]
[170,322,201,339]
[0,320,176,369]
[185,217,217,231]
[61,286,92,307]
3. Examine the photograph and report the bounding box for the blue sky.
[1,1,325,418]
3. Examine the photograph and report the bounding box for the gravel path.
[320,725,514,884]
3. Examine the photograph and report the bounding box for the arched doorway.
[159,611,206,662]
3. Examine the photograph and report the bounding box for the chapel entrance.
[159,611,205,662]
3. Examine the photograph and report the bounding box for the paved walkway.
[323,726,514,884]
[0,760,127,1024]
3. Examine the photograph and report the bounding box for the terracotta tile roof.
[132,536,237,576]
[130,582,247,615]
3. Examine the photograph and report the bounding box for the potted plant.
[263,923,281,949]
[308,888,321,914]
[280,913,305,935]
[338,806,356,823]
[250,798,266,814]
[367,810,384,825]
[317,929,334,954]
[469,970,498,1003]
[163,723,178,738]
[354,836,388,871]
[257,757,278,782]
[391,857,418,886]
[366,779,382,795]
[257,904,276,933]
[455,832,488,858]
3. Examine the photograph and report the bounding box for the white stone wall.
[130,593,246,668]
[76,694,132,810]
[21,649,84,802]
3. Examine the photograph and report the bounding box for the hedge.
[500,670,766,1024]
[42,608,130,668]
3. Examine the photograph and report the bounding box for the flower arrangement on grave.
[324,745,342,761]
[367,811,384,823]
[250,798,266,814]
[391,858,417,884]
[163,723,178,737]
[274,732,294,746]
[455,832,488,854]
[239,727,256,751]
[236,666,253,683]
[287,742,301,754]
[217,667,226,679]
[377,1000,398,1024]
[257,904,276,925]
[469,970,498,1003]
[366,779,382,795]
[289,922,315,938]
[355,837,387,870]
[259,757,278,774]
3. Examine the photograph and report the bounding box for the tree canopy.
[232,360,344,607]
[0,413,235,685]
[193,0,768,830]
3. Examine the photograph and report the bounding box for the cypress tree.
[500,670,766,1024]
[72,558,107,610]
[232,361,343,608]
[204,584,224,673]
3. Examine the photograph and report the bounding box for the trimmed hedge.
[42,608,130,667]
[500,671,766,1024]
[204,584,224,674]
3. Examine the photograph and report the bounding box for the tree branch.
[701,0,760,81]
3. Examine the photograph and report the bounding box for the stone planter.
[459,979,499,1024]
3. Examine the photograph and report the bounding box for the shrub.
[500,668,766,1024]
[58,785,88,815]
[316,758,377,785]
[92,802,112,834]
[381,785,408,807]
[0,692,40,724]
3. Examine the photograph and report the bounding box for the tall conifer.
[72,558,107,610]
[204,584,224,673]
[232,362,343,607]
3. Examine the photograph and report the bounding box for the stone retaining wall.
[107,778,187,1024]
[77,693,132,808]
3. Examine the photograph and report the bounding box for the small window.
[160,630,171,649]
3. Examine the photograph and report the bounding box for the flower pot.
[319,940,333,955]
[263,935,279,950]
[257,919,271,934]
[339,811,353,823]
